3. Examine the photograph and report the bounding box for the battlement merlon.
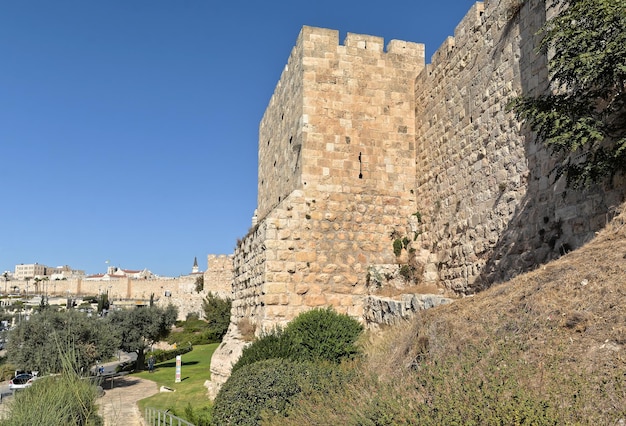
[266,26,425,116]
[297,25,425,60]
[428,2,484,67]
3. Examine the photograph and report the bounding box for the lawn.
[135,343,219,421]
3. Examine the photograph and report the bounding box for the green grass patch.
[135,343,218,423]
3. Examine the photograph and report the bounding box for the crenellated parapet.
[257,26,424,221]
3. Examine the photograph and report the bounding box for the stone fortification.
[412,0,625,293]
[244,25,425,329]
[207,0,626,395]
[208,26,427,392]
[4,256,234,321]
[204,254,233,298]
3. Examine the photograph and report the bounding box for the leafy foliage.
[231,307,362,373]
[1,346,103,425]
[265,350,562,426]
[284,307,363,363]
[201,292,231,341]
[97,293,110,315]
[6,309,119,374]
[167,319,223,346]
[213,359,347,426]
[194,275,204,293]
[150,342,193,364]
[183,404,212,426]
[230,327,291,374]
[106,304,178,370]
[2,374,103,426]
[509,0,626,187]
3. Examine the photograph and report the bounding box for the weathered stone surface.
[206,0,626,396]
[363,294,453,325]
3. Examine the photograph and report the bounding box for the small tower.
[192,257,199,274]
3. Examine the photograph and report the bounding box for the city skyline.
[1,1,475,276]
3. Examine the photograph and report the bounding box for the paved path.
[98,375,159,426]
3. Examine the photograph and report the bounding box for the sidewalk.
[96,353,159,425]
[98,375,159,426]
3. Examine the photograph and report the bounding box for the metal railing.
[144,407,194,426]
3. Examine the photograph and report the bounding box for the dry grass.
[237,318,256,342]
[268,206,626,424]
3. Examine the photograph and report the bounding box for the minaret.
[192,257,199,274]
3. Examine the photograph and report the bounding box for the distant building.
[85,266,155,281]
[14,263,84,280]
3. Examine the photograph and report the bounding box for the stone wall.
[204,254,234,298]
[207,0,626,395]
[3,255,235,321]
[208,26,427,393]
[3,277,192,300]
[412,0,625,294]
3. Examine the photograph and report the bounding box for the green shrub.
[231,327,290,374]
[267,356,563,426]
[2,349,103,426]
[393,239,403,257]
[182,403,212,426]
[231,308,363,374]
[150,343,193,364]
[0,361,17,381]
[213,359,347,426]
[202,293,231,342]
[284,307,363,364]
[168,317,228,346]
[186,312,200,321]
[2,374,103,426]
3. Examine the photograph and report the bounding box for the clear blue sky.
[1,1,475,277]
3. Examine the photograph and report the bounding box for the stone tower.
[207,26,427,392]
[208,0,626,397]
[243,26,425,329]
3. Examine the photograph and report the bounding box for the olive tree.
[106,304,178,370]
[6,309,119,374]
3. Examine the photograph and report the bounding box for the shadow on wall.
[476,0,625,288]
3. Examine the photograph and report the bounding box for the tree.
[106,304,178,370]
[201,292,231,341]
[6,309,119,374]
[509,0,626,187]
[97,293,110,315]
[194,275,204,293]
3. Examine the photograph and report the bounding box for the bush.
[150,343,193,364]
[231,328,290,374]
[2,374,103,426]
[265,354,562,426]
[186,312,200,321]
[231,308,363,374]
[0,361,17,381]
[285,307,363,364]
[168,318,226,346]
[2,349,103,425]
[213,359,347,426]
[182,403,212,426]
[202,293,231,342]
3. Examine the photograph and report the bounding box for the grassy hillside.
[265,207,626,424]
